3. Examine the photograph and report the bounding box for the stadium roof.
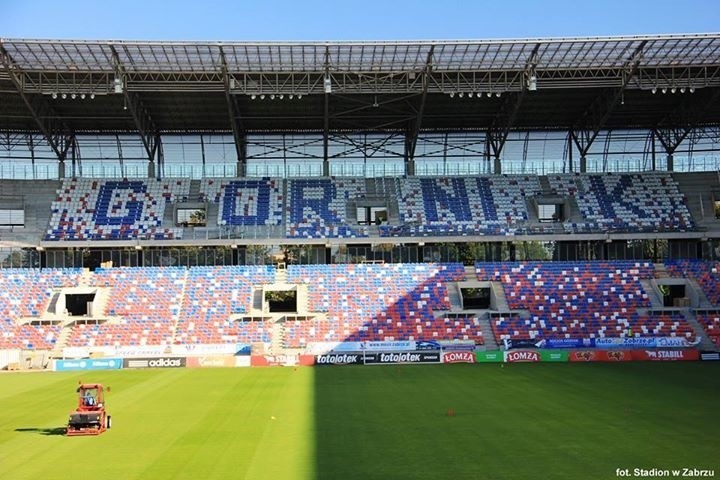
[1,34,720,161]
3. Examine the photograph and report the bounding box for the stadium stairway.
[639,279,665,309]
[490,282,510,312]
[686,278,714,307]
[477,315,499,350]
[271,321,285,354]
[49,326,73,358]
[683,311,720,351]
[673,172,719,228]
[446,283,464,311]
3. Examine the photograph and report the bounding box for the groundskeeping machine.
[66,383,112,436]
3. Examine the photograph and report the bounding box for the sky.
[1,0,719,41]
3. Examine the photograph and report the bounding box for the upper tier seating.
[67,267,187,348]
[46,178,190,240]
[286,263,469,345]
[665,260,720,306]
[548,172,693,233]
[286,178,368,238]
[476,261,694,343]
[382,175,540,237]
[0,268,83,349]
[175,266,276,344]
[200,178,284,226]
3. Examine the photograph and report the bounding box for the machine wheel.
[106,415,112,429]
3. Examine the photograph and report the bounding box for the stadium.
[1,29,720,480]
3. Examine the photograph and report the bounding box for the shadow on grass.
[15,427,66,436]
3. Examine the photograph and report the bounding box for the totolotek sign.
[315,353,366,365]
[365,351,441,364]
[123,357,186,369]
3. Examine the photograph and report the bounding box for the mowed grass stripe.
[0,368,315,480]
[314,363,720,480]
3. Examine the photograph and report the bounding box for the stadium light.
[71,93,76,99]
[289,94,294,99]
[297,94,303,99]
[113,77,124,94]
[690,87,695,93]
[486,92,492,98]
[680,87,686,94]
[90,93,95,100]
[52,93,58,99]
[495,92,501,97]
[260,94,265,100]
[279,94,284,100]
[651,87,657,94]
[251,94,256,100]
[671,87,677,94]
[458,92,464,98]
[527,75,537,91]
[662,88,667,94]
[449,92,455,98]
[468,92,474,98]
[61,93,67,99]
[324,75,332,94]
[270,94,275,100]
[80,93,86,99]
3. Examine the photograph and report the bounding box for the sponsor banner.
[250,355,299,367]
[539,350,569,362]
[543,338,595,349]
[475,351,504,363]
[504,339,542,350]
[235,356,251,367]
[361,341,417,352]
[655,337,700,348]
[595,337,699,349]
[123,357,186,369]
[569,350,633,362]
[365,351,441,364]
[700,352,720,361]
[55,358,123,372]
[415,340,442,350]
[504,350,541,362]
[186,356,236,368]
[437,340,477,352]
[442,351,475,364]
[315,353,367,365]
[171,343,251,356]
[631,349,699,361]
[115,345,171,357]
[305,342,363,355]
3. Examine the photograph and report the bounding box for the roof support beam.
[110,45,161,172]
[0,45,77,164]
[323,46,330,176]
[219,47,247,177]
[485,44,540,174]
[570,41,647,171]
[406,45,435,167]
[654,88,720,155]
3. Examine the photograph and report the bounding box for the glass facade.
[2,129,720,180]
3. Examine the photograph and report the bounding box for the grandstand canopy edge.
[1,35,720,177]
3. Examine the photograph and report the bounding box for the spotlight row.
[49,92,96,100]
[249,93,303,100]
[448,92,502,98]
[651,87,695,94]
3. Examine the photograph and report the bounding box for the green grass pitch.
[1,363,719,480]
